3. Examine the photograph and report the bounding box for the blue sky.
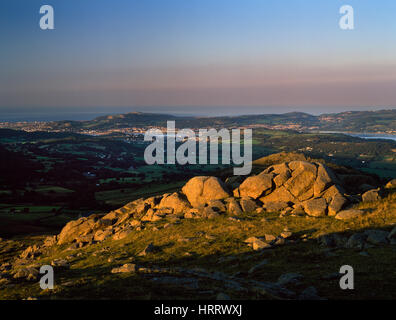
[1,0,396,112]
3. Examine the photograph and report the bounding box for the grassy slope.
[1,193,395,300]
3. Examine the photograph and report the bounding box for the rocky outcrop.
[54,160,375,246]
[237,160,348,216]
[58,216,99,245]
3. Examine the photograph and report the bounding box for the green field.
[95,182,185,206]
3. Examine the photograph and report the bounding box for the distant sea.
[0,106,393,122]
[348,134,396,142]
[321,131,396,142]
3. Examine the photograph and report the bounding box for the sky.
[1,0,396,115]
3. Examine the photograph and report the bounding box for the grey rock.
[277,273,304,286]
[364,230,389,245]
[248,260,269,274]
[346,233,367,249]
[318,233,347,248]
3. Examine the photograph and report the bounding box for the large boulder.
[238,174,273,199]
[328,194,348,216]
[260,186,297,204]
[303,198,327,217]
[182,176,230,208]
[313,164,337,197]
[273,171,291,187]
[321,185,345,203]
[158,192,191,214]
[284,167,317,200]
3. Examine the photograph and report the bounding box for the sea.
[348,134,396,142]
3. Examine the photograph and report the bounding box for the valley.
[0,111,395,300]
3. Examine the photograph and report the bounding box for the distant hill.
[318,110,396,132]
[46,113,182,131]
[38,109,396,133]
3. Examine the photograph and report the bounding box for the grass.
[95,182,185,206]
[1,192,395,300]
[33,186,74,194]
[361,161,396,178]
[0,206,80,238]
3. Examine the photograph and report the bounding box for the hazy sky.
[1,0,396,113]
